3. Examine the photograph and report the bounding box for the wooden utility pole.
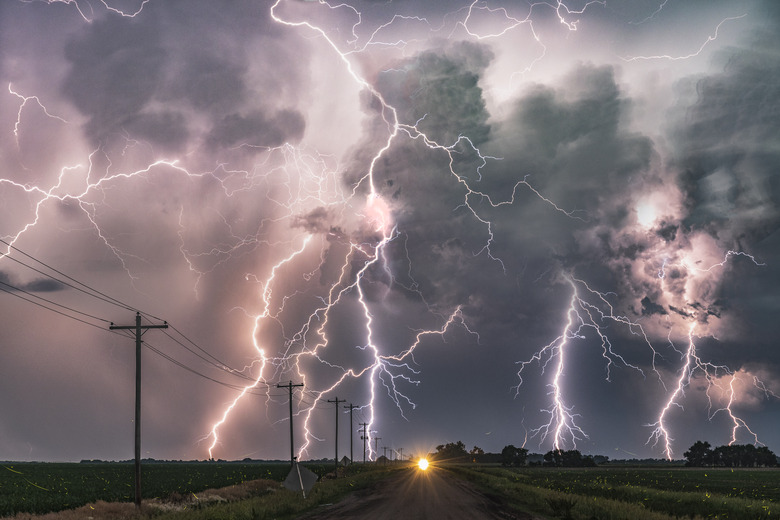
[277,381,303,467]
[327,397,345,476]
[343,403,358,464]
[359,422,368,463]
[109,312,167,509]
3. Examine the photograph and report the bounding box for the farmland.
[0,461,322,517]
[2,462,780,519]
[452,465,780,519]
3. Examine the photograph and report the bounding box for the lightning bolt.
[622,14,747,62]
[516,247,771,458]
[516,274,653,450]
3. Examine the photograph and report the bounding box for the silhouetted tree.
[711,444,777,467]
[500,445,528,467]
[434,441,468,461]
[684,441,713,467]
[543,449,592,467]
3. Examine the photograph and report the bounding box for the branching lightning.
[4,0,777,464]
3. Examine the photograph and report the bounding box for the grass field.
[0,462,326,517]
[3,462,779,519]
[451,465,780,519]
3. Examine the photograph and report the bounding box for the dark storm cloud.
[488,64,655,218]
[0,270,65,292]
[376,41,493,145]
[167,50,248,113]
[674,23,780,245]
[662,9,780,368]
[123,111,190,152]
[641,296,667,316]
[206,108,306,149]
[61,16,167,143]
[292,207,335,235]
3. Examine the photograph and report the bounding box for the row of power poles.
[110,312,397,507]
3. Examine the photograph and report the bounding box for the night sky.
[1,0,779,463]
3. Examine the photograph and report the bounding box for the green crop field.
[3,462,779,519]
[0,461,328,517]
[452,465,780,519]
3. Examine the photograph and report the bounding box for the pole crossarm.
[344,403,358,465]
[277,381,303,467]
[327,397,346,476]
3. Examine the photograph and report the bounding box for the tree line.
[684,441,777,467]
[432,442,605,467]
[432,439,778,468]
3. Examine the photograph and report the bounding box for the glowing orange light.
[417,458,429,470]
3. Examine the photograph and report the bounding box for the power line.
[161,328,265,385]
[0,278,110,323]
[0,237,141,315]
[0,239,304,401]
[0,282,108,331]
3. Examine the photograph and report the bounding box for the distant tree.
[756,446,778,467]
[469,446,485,463]
[500,445,528,467]
[543,449,592,467]
[434,441,469,461]
[711,444,777,468]
[684,441,713,467]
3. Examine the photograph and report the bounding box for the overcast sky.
[1,0,778,463]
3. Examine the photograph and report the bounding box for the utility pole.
[277,381,304,467]
[344,403,358,464]
[359,422,368,464]
[398,448,403,462]
[374,436,382,462]
[327,397,345,476]
[382,446,388,464]
[109,312,167,509]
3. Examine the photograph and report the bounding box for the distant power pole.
[398,448,404,461]
[327,397,345,476]
[374,436,382,461]
[344,403,358,464]
[277,381,304,467]
[359,422,368,463]
[382,446,388,464]
[109,312,168,509]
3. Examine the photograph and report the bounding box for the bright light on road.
[418,458,429,470]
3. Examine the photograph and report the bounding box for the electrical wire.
[0,282,108,331]
[1,239,332,403]
[163,326,266,384]
[0,238,141,315]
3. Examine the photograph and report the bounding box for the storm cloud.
[0,0,778,463]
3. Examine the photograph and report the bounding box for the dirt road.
[296,466,535,520]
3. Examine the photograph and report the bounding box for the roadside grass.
[153,465,402,520]
[449,465,779,520]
